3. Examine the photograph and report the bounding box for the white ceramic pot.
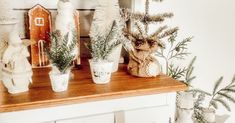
[175,91,195,123]
[107,44,122,72]
[89,59,113,84]
[202,108,216,123]
[49,72,70,92]
[1,72,32,94]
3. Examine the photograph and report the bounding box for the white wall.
[134,0,235,122]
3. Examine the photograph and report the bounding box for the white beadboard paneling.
[14,10,94,38]
[56,113,114,123]
[12,0,98,9]
[12,0,130,38]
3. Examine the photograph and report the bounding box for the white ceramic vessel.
[49,72,70,92]
[89,60,113,84]
[175,91,195,123]
[202,108,216,123]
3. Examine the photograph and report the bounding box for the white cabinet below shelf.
[122,106,170,123]
[56,113,114,123]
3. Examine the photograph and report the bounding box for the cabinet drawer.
[56,113,114,123]
[124,106,170,123]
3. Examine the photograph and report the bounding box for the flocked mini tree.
[121,0,178,77]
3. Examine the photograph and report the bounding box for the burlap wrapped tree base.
[127,47,161,77]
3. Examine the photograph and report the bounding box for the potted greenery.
[46,30,77,92]
[87,21,122,84]
[193,75,235,123]
[121,0,178,77]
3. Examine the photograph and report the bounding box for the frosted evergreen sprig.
[121,0,177,49]
[168,64,187,80]
[209,75,235,111]
[193,93,207,123]
[87,21,122,62]
[45,30,77,74]
[156,32,192,75]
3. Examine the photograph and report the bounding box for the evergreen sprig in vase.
[87,21,122,84]
[46,30,77,92]
[90,0,122,72]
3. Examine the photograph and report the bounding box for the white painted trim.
[0,93,172,123]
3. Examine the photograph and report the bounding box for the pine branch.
[135,21,147,39]
[158,27,178,39]
[217,92,235,104]
[213,77,223,95]
[145,0,150,16]
[232,75,235,83]
[221,88,235,93]
[167,64,187,80]
[150,25,168,38]
[213,98,231,111]
[88,21,122,61]
[185,57,197,84]
[188,89,212,96]
[210,100,218,109]
[173,37,192,52]
[147,13,174,23]
[46,30,77,73]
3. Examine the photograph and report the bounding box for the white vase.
[175,91,195,123]
[202,108,216,123]
[49,72,70,92]
[89,59,113,84]
[1,72,32,94]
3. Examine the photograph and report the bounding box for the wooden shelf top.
[0,63,187,113]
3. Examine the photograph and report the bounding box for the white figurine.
[55,0,77,59]
[1,26,32,94]
[55,0,75,37]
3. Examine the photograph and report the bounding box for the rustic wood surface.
[0,61,187,113]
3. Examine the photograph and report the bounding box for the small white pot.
[202,108,216,123]
[89,59,113,84]
[49,72,70,92]
[175,91,195,123]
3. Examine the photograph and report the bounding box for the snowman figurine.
[55,0,75,37]
[1,25,32,94]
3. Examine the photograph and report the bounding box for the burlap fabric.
[127,40,161,77]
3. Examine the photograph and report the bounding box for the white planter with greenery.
[90,0,123,72]
[89,60,113,84]
[49,67,70,92]
[201,108,216,123]
[46,30,77,92]
[87,21,121,84]
[175,91,194,123]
